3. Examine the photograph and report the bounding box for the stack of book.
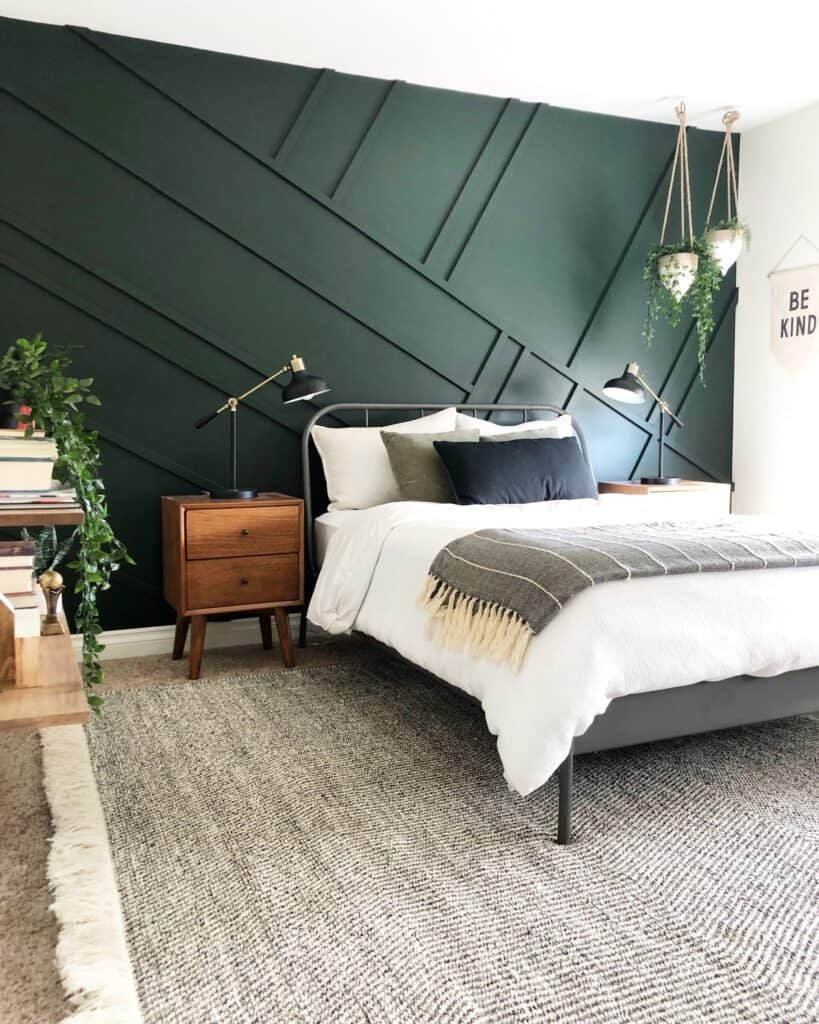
[0,539,38,635]
[0,539,39,687]
[0,428,58,492]
[0,427,81,511]
[0,486,79,510]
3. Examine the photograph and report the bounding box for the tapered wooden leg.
[273,608,295,668]
[188,615,207,680]
[259,614,273,650]
[172,615,189,660]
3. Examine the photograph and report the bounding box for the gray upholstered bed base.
[299,403,819,844]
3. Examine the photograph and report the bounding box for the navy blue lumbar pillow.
[433,436,597,505]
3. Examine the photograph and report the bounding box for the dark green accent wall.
[0,17,736,632]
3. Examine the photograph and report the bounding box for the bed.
[299,403,819,844]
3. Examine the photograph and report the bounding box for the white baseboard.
[69,614,299,662]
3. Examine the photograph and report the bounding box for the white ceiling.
[4,0,818,131]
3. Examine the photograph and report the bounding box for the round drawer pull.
[240,577,249,585]
[240,528,250,536]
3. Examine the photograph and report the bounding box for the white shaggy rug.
[40,726,142,1024]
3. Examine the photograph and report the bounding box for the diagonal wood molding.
[0,71,724,476]
[70,28,733,464]
[0,17,737,631]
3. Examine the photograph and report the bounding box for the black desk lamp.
[194,354,329,499]
[602,362,684,485]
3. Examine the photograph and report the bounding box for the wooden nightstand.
[161,493,304,679]
[598,480,732,517]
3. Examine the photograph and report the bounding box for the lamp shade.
[282,367,330,404]
[603,363,646,405]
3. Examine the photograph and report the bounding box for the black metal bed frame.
[298,403,819,845]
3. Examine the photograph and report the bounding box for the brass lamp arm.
[629,364,684,429]
[195,356,302,429]
[231,362,291,407]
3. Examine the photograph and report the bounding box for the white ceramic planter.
[658,251,698,300]
[705,227,744,275]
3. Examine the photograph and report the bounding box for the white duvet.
[308,497,819,796]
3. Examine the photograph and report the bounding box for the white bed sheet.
[308,498,819,796]
[315,510,361,567]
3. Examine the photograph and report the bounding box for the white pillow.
[455,411,574,438]
[313,407,457,510]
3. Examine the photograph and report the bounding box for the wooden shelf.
[0,507,84,527]
[0,614,88,731]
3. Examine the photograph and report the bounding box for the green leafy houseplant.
[21,524,77,575]
[643,237,722,380]
[707,216,751,246]
[703,217,751,277]
[0,335,133,710]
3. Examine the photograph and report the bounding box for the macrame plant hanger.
[658,102,697,299]
[704,110,744,274]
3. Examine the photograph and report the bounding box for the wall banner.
[770,263,819,370]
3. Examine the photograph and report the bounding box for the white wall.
[2,0,816,130]
[733,103,819,516]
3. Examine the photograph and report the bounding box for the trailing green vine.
[643,237,722,380]
[0,335,133,711]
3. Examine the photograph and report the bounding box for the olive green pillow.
[381,428,480,502]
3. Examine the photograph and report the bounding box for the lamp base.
[640,476,682,486]
[208,487,258,500]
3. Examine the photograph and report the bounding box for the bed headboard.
[301,403,592,578]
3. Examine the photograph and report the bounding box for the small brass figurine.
[39,569,66,636]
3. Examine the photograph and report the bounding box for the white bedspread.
[308,497,819,796]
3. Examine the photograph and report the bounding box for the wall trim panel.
[0,17,735,631]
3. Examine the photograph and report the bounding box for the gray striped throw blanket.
[419,520,819,671]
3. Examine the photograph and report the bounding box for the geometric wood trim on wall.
[0,17,737,630]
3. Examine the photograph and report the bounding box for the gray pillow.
[480,428,574,442]
[381,428,480,502]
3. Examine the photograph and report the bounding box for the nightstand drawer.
[186,553,300,610]
[186,506,300,560]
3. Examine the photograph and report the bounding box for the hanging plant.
[703,111,750,275]
[705,217,751,275]
[643,102,721,380]
[644,236,721,375]
[0,335,133,711]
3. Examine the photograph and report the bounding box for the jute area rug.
[85,650,819,1024]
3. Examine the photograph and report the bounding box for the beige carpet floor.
[0,625,355,1024]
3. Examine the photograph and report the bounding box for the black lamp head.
[282,355,330,405]
[602,362,646,405]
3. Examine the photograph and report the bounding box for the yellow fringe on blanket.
[418,574,534,673]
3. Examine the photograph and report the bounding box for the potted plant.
[642,102,723,378]
[702,111,747,277]
[703,217,750,276]
[644,236,722,379]
[0,335,132,711]
[653,241,699,301]
[21,524,76,615]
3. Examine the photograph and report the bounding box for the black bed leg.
[557,744,574,846]
[298,608,307,649]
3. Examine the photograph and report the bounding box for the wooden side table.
[161,493,304,679]
[598,480,732,517]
